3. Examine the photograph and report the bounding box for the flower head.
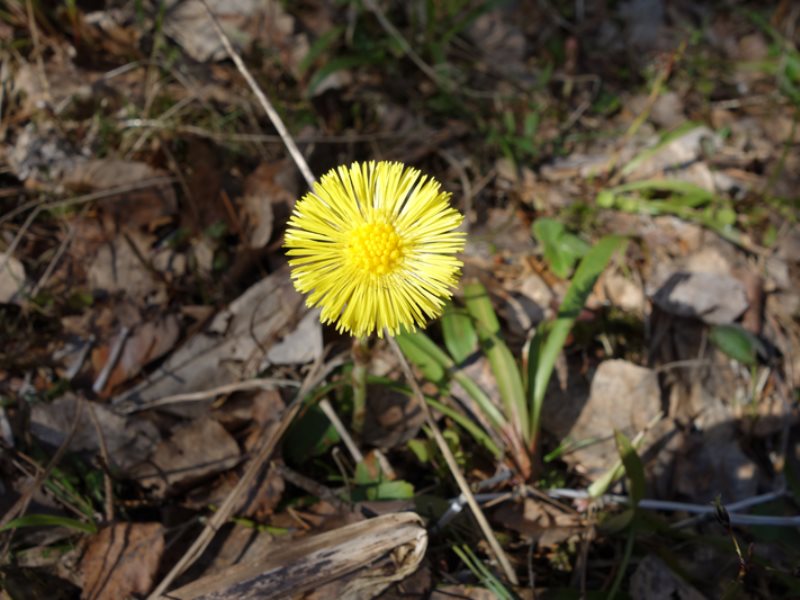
[284,161,465,338]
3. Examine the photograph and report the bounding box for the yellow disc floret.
[347,222,404,275]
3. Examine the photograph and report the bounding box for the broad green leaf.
[441,304,477,364]
[614,430,646,506]
[532,218,590,279]
[396,331,449,384]
[710,324,763,366]
[407,438,431,463]
[371,480,414,501]
[528,236,628,444]
[464,281,529,441]
[0,514,96,534]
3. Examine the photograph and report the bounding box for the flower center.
[346,222,404,275]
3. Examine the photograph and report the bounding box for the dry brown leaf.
[542,360,661,478]
[87,231,165,302]
[29,394,160,472]
[164,0,299,66]
[132,417,240,497]
[94,314,181,396]
[240,160,297,249]
[63,159,177,231]
[80,522,164,600]
[113,268,305,415]
[493,498,584,548]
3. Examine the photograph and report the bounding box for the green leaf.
[532,218,590,279]
[710,324,763,366]
[396,331,449,384]
[0,514,96,534]
[407,438,431,463]
[397,331,507,431]
[353,462,414,501]
[441,304,478,365]
[371,480,414,501]
[464,281,529,441]
[284,404,340,465]
[528,236,628,444]
[614,430,646,506]
[427,398,503,458]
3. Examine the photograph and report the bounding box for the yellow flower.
[284,161,465,338]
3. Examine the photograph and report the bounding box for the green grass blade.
[0,513,97,534]
[427,398,503,458]
[396,331,507,431]
[614,430,646,506]
[528,235,628,444]
[464,281,529,441]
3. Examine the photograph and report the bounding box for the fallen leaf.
[652,271,748,325]
[542,360,661,479]
[132,416,240,497]
[29,394,160,471]
[113,268,305,415]
[265,307,323,366]
[493,498,584,548]
[80,522,164,600]
[240,160,297,249]
[87,231,165,302]
[164,0,296,64]
[93,314,181,396]
[63,159,177,231]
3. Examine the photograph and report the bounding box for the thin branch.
[117,377,300,414]
[199,0,315,188]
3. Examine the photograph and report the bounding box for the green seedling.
[399,235,626,474]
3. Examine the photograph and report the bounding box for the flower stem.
[351,337,370,436]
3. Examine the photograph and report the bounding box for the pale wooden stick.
[198,0,315,188]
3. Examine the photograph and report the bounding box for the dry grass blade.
[164,512,428,600]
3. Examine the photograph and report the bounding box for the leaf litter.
[0,1,799,598]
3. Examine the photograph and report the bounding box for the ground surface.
[0,1,799,598]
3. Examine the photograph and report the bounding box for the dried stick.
[387,337,518,585]
[198,0,315,188]
[118,377,300,414]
